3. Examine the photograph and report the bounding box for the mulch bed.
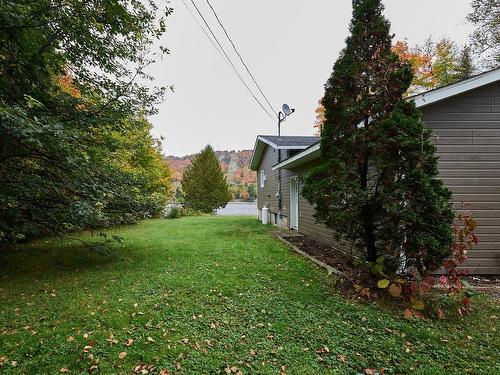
[277,232,500,299]
[281,234,354,274]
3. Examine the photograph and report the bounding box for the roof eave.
[249,136,317,170]
[272,143,321,171]
[411,67,500,109]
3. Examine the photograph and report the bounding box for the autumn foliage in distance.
[167,150,257,201]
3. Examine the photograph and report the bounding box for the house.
[250,68,500,275]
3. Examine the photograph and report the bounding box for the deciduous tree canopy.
[467,0,500,69]
[0,1,173,243]
[393,38,476,96]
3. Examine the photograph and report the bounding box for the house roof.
[249,135,319,170]
[272,142,321,171]
[410,67,500,108]
[271,67,500,171]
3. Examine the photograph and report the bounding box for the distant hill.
[166,150,257,200]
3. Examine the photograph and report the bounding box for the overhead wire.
[205,0,277,117]
[184,0,275,121]
[178,0,229,65]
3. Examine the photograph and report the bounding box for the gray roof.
[249,135,320,170]
[257,135,319,148]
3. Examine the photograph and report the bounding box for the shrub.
[167,206,182,219]
[371,210,478,319]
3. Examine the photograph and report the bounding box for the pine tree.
[302,0,454,274]
[181,145,231,213]
[456,46,475,80]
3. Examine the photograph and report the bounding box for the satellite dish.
[282,103,292,116]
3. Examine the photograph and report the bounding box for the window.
[260,170,266,188]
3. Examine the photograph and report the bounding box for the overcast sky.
[148,0,473,156]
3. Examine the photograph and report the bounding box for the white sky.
[148,0,473,156]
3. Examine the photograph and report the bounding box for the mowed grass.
[0,217,498,374]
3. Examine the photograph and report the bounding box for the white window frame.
[260,170,266,188]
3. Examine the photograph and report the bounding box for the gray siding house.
[250,68,500,275]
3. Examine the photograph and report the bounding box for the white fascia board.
[250,137,313,170]
[249,137,262,171]
[412,68,500,108]
[256,136,311,150]
[256,136,279,149]
[272,143,321,171]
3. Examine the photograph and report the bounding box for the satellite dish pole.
[276,104,296,221]
[278,103,295,136]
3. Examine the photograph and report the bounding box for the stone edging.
[275,235,346,277]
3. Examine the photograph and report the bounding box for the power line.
[179,0,229,66]
[205,0,277,117]
[186,0,275,121]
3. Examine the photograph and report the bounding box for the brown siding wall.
[291,161,352,254]
[256,145,279,212]
[421,80,500,274]
[254,81,500,274]
[256,146,293,221]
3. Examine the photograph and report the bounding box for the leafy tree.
[467,0,500,69]
[0,1,173,243]
[433,39,462,86]
[181,146,231,213]
[313,99,326,135]
[393,38,475,95]
[302,0,454,274]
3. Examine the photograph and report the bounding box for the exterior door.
[290,177,299,230]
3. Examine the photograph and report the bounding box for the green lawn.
[0,217,498,374]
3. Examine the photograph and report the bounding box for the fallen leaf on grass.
[67,336,74,342]
[388,283,402,298]
[83,345,93,353]
[316,346,330,354]
[132,364,156,374]
[180,338,189,345]
[225,366,242,374]
[403,309,413,320]
[107,334,118,345]
[88,365,98,373]
[411,298,425,311]
[119,352,127,359]
[159,370,170,375]
[60,368,70,373]
[147,337,155,343]
[338,354,346,363]
[125,338,134,347]
[377,279,390,289]
[11,361,17,367]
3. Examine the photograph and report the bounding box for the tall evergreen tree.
[182,146,231,213]
[456,46,475,80]
[302,0,454,274]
